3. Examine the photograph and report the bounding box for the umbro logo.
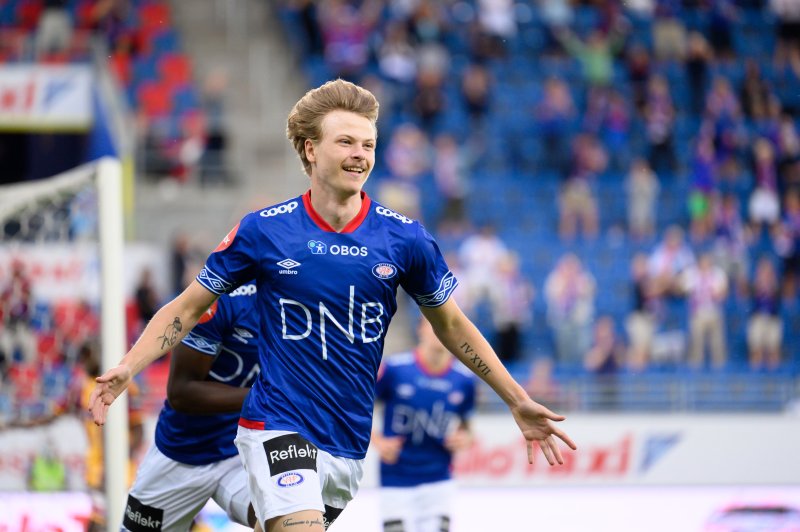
[277,259,300,269]
[277,258,300,275]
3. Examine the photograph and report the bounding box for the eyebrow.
[336,134,376,143]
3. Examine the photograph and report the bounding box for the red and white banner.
[0,65,93,129]
[364,413,800,487]
[0,492,93,532]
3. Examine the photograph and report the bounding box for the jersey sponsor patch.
[197,300,218,324]
[214,223,239,252]
[276,471,305,487]
[262,433,318,476]
[123,495,164,531]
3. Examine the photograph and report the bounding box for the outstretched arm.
[421,299,577,465]
[89,280,219,425]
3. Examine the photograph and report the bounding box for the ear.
[305,139,316,164]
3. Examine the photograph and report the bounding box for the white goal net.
[0,157,127,532]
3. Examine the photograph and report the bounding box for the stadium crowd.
[276,0,800,388]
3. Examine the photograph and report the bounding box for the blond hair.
[286,79,379,176]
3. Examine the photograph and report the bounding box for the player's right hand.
[88,364,132,426]
[374,435,405,464]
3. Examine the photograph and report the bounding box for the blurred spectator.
[625,43,651,113]
[317,0,382,77]
[461,63,493,129]
[679,253,729,369]
[535,77,577,175]
[771,0,800,78]
[559,133,605,240]
[749,137,782,238]
[626,253,659,371]
[585,89,631,172]
[487,252,534,363]
[432,133,471,228]
[376,179,422,221]
[685,31,712,117]
[35,0,72,59]
[643,74,676,175]
[555,24,627,88]
[774,190,800,300]
[652,0,686,61]
[469,0,516,60]
[713,193,750,297]
[457,224,508,309]
[376,20,417,85]
[740,60,773,122]
[412,65,447,130]
[777,114,800,193]
[688,135,717,242]
[0,259,36,364]
[525,357,572,411]
[200,69,230,184]
[134,268,160,328]
[648,225,696,295]
[707,0,738,61]
[747,258,783,370]
[544,254,596,365]
[384,122,431,183]
[285,0,323,57]
[29,435,66,492]
[170,232,193,297]
[625,158,660,239]
[583,316,625,409]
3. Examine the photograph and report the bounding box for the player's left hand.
[510,398,576,466]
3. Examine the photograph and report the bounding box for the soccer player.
[372,318,476,532]
[90,79,576,532]
[123,284,260,531]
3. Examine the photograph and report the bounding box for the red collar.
[415,348,452,377]
[302,190,371,233]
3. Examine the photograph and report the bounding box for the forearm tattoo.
[158,317,183,349]
[460,342,491,376]
[282,518,324,528]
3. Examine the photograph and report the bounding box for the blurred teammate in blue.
[90,79,576,532]
[372,318,476,532]
[123,284,259,531]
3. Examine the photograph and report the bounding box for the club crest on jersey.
[372,263,397,279]
[276,472,304,488]
[308,240,327,254]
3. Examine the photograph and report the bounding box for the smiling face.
[305,110,376,197]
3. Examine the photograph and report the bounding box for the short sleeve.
[401,224,458,308]
[181,298,229,356]
[197,213,259,295]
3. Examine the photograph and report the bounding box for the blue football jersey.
[154,284,260,465]
[375,351,476,487]
[196,191,458,459]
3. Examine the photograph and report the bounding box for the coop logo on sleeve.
[123,495,163,531]
[263,433,318,476]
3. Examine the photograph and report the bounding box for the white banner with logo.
[0,492,93,532]
[0,65,93,129]
[364,413,800,487]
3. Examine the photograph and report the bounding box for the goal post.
[0,156,128,531]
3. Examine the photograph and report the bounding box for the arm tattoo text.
[460,342,491,376]
[282,518,324,528]
[158,317,183,350]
